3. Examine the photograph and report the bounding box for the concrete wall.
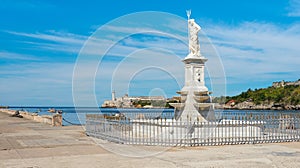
[0,109,62,126]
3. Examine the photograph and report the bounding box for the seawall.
[0,109,62,126]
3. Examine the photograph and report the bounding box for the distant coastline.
[214,79,300,111]
[5,80,300,111]
[101,92,178,109]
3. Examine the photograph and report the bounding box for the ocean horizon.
[7,106,299,126]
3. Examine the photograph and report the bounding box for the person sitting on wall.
[11,110,23,118]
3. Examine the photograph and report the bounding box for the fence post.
[150,118,152,145]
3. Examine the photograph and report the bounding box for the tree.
[215,85,300,106]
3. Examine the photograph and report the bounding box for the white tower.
[170,11,215,122]
[112,90,116,101]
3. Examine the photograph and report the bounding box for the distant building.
[225,100,236,107]
[101,91,166,108]
[272,79,300,88]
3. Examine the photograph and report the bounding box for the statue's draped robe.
[188,19,201,57]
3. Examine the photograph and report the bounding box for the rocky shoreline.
[220,101,300,110]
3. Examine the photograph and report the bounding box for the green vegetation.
[214,85,300,106]
[132,99,178,108]
[133,100,151,107]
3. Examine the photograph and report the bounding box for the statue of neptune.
[187,10,201,57]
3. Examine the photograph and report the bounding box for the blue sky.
[1,0,300,106]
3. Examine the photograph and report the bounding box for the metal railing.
[85,112,300,146]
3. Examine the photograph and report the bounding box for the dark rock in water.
[11,110,23,118]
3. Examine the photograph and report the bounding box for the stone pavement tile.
[1,111,300,168]
[17,138,90,147]
[0,149,20,160]
[0,145,108,161]
[153,143,300,168]
[0,153,175,168]
[0,139,14,150]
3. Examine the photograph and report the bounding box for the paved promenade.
[0,111,300,168]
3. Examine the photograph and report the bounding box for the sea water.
[8,106,300,126]
[9,107,174,126]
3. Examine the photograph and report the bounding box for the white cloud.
[4,15,300,104]
[2,24,189,105]
[0,51,40,61]
[6,30,87,44]
[0,62,75,106]
[122,36,187,55]
[204,21,300,90]
[4,30,98,56]
[287,0,300,17]
[5,29,178,57]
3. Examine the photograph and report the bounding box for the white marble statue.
[187,10,201,57]
[170,10,214,122]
